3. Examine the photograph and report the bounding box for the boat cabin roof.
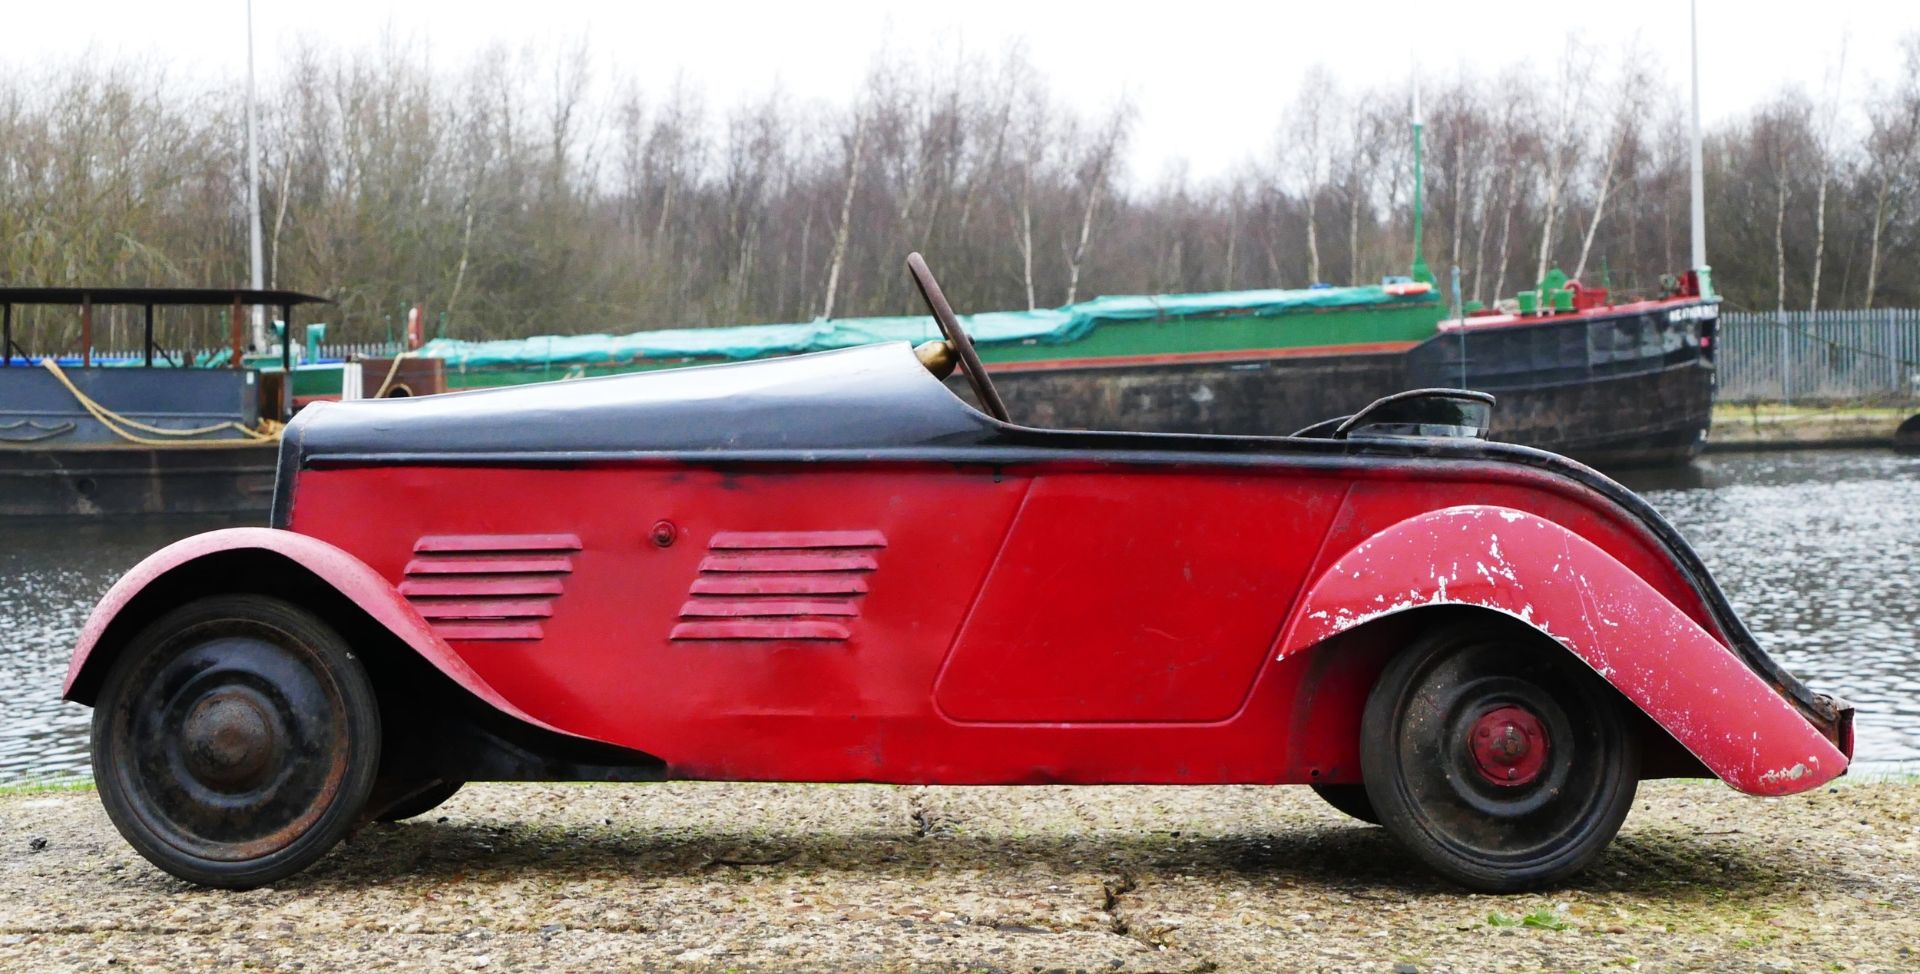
[0,287,329,307]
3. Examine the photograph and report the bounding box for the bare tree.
[1807,41,1849,311]
[1536,38,1598,283]
[1340,102,1389,286]
[1863,36,1919,309]
[1484,69,1537,303]
[5,33,1920,353]
[1748,94,1817,313]
[1574,57,1654,281]
[1061,104,1131,305]
[1283,67,1340,284]
[819,105,867,321]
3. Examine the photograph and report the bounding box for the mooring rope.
[37,359,279,447]
[368,350,415,399]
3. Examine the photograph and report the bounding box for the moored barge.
[408,269,1720,469]
[0,287,326,517]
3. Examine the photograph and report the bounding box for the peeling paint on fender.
[1276,505,1849,797]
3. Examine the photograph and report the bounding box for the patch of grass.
[0,776,94,795]
[1521,908,1571,931]
[1838,768,1920,785]
[1487,908,1571,931]
[1712,403,1913,420]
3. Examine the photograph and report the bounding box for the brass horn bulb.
[914,340,956,379]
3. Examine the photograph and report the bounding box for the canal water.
[1,450,1916,782]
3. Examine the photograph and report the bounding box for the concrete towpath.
[2,779,1916,972]
[1705,404,1913,451]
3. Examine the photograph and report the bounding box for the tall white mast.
[1688,0,1707,274]
[245,0,267,349]
[1409,66,1432,284]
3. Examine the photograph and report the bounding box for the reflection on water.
[1,451,1916,781]
[1,516,252,782]
[1617,451,1920,773]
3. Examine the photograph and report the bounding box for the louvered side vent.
[400,533,582,641]
[672,530,886,642]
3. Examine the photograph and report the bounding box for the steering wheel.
[907,252,1010,422]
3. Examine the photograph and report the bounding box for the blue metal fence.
[1718,309,1920,403]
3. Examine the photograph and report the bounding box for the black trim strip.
[269,422,302,529]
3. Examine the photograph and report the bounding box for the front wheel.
[91,595,382,889]
[1361,622,1639,892]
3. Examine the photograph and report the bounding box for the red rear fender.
[1278,505,1847,796]
[63,527,576,741]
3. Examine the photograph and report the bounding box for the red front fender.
[63,527,577,740]
[1277,505,1847,797]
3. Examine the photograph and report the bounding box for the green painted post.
[1410,122,1434,286]
[1407,74,1434,288]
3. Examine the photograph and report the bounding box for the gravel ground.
[2,778,1915,973]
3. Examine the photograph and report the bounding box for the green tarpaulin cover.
[415,284,1426,369]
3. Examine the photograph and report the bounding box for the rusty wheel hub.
[181,689,279,792]
[1467,705,1549,787]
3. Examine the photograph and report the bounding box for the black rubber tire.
[373,780,465,822]
[1309,784,1380,825]
[91,595,381,889]
[1361,622,1639,892]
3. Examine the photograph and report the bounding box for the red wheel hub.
[1467,705,1549,787]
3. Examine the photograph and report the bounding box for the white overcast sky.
[10,0,1915,184]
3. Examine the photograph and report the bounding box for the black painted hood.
[286,343,1000,459]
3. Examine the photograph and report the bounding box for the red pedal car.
[67,256,1851,892]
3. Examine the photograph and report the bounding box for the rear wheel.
[1308,784,1379,825]
[91,595,381,889]
[1361,622,1639,892]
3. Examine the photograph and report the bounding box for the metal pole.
[230,295,245,369]
[245,0,267,350]
[1689,0,1708,275]
[1,304,10,367]
[282,302,295,418]
[1409,71,1432,286]
[1450,265,1466,389]
[1781,314,1792,403]
[81,295,94,368]
[143,303,155,367]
